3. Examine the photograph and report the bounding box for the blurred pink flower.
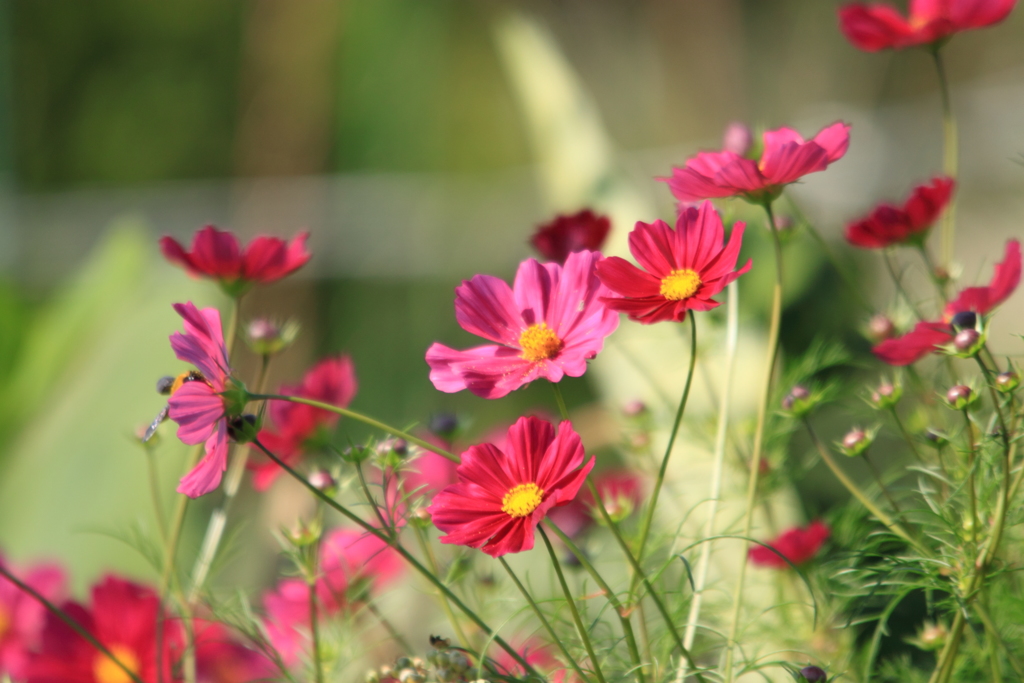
[662,122,850,204]
[839,0,1016,51]
[845,177,955,249]
[194,621,276,683]
[426,250,618,399]
[493,638,572,683]
[0,555,66,680]
[749,521,830,568]
[530,210,611,264]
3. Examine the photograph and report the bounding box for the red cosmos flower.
[595,201,752,324]
[167,303,237,498]
[845,177,955,249]
[839,0,1017,52]
[874,239,1021,365]
[425,250,619,399]
[530,210,612,264]
[0,555,66,680]
[662,122,850,204]
[194,622,276,683]
[25,575,181,683]
[428,417,595,558]
[160,226,311,295]
[251,356,358,491]
[748,521,831,568]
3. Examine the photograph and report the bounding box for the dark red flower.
[748,521,830,568]
[0,554,66,680]
[845,177,955,249]
[839,0,1016,51]
[194,622,275,683]
[160,226,310,295]
[25,575,181,683]
[251,356,358,490]
[530,210,611,264]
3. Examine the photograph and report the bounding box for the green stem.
[310,577,324,683]
[538,527,608,683]
[889,407,926,466]
[498,557,593,683]
[411,525,472,650]
[883,249,923,321]
[365,601,414,653]
[0,563,146,683]
[251,439,535,676]
[931,47,958,271]
[252,395,460,464]
[962,410,978,547]
[862,452,903,517]
[551,381,570,421]
[723,201,784,682]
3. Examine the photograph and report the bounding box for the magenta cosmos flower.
[160,225,311,296]
[168,302,237,498]
[874,239,1021,365]
[845,177,955,249]
[662,122,850,204]
[251,356,358,491]
[839,0,1016,51]
[425,250,618,399]
[595,201,751,324]
[428,417,595,558]
[749,521,831,568]
[530,209,611,264]
[0,555,66,680]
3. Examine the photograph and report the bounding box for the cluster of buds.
[366,640,477,683]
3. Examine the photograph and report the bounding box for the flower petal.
[177,418,229,497]
[169,382,224,446]
[454,274,524,346]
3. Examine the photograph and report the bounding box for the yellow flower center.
[501,482,544,518]
[0,606,9,640]
[518,323,563,362]
[659,269,702,301]
[93,644,140,683]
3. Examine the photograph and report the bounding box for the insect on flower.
[143,370,208,442]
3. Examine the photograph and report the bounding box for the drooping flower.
[748,521,831,568]
[426,250,618,399]
[168,302,238,498]
[25,575,181,683]
[845,177,955,249]
[428,417,595,558]
[250,356,358,491]
[194,621,276,683]
[595,201,752,324]
[662,122,850,204]
[160,226,311,296]
[530,210,611,264]
[839,0,1017,52]
[0,555,66,680]
[874,240,1021,365]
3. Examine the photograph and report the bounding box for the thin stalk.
[915,244,948,300]
[365,601,414,653]
[551,381,570,421]
[975,599,1024,679]
[862,452,904,516]
[251,439,535,675]
[889,407,927,465]
[310,580,324,683]
[498,557,593,683]
[538,527,608,683]
[962,411,978,546]
[931,47,958,270]
[411,525,472,650]
[356,460,392,533]
[679,281,738,683]
[251,395,460,464]
[0,563,146,683]
[882,250,924,321]
[144,445,168,544]
[797,211,873,313]
[723,201,784,682]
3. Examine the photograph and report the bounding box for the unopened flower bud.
[308,469,336,493]
[799,666,828,683]
[782,385,814,416]
[949,310,977,331]
[722,122,754,156]
[429,412,459,439]
[946,385,973,409]
[227,414,259,443]
[773,215,795,234]
[840,427,873,457]
[934,265,950,283]
[996,371,1019,393]
[953,328,980,354]
[867,314,896,342]
[870,381,901,409]
[244,318,299,356]
[917,621,948,650]
[623,400,648,417]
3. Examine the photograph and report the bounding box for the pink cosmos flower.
[160,226,311,295]
[839,0,1017,52]
[874,239,1021,365]
[428,417,595,558]
[845,177,955,249]
[530,210,611,264]
[595,201,752,324]
[168,302,235,498]
[662,122,850,204]
[251,356,358,491]
[194,621,276,683]
[0,555,66,680]
[493,638,571,683]
[748,521,831,568]
[425,250,618,399]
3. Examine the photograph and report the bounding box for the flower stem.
[410,524,472,650]
[551,381,570,421]
[310,577,324,683]
[962,410,979,547]
[251,438,536,676]
[882,249,924,321]
[723,201,784,682]
[931,47,958,271]
[251,395,460,463]
[498,557,593,683]
[538,526,608,683]
[888,407,927,465]
[0,563,146,683]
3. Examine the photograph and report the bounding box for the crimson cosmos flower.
[194,622,276,683]
[874,239,1021,365]
[425,250,618,399]
[662,122,850,204]
[595,201,751,323]
[530,210,611,264]
[748,521,831,568]
[25,575,181,683]
[428,416,595,558]
[0,555,66,680]
[845,177,955,248]
[160,226,311,296]
[839,0,1017,51]
[250,356,358,491]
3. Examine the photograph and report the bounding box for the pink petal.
[838,4,916,51]
[177,418,229,497]
[534,421,585,491]
[189,226,243,280]
[628,220,678,277]
[759,142,829,186]
[872,321,951,366]
[810,122,852,163]
[595,256,662,298]
[949,0,1017,28]
[711,157,768,194]
[512,258,559,328]
[425,343,541,399]
[505,416,556,484]
[454,274,525,346]
[169,382,224,446]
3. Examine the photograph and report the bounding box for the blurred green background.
[0,0,1022,595]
